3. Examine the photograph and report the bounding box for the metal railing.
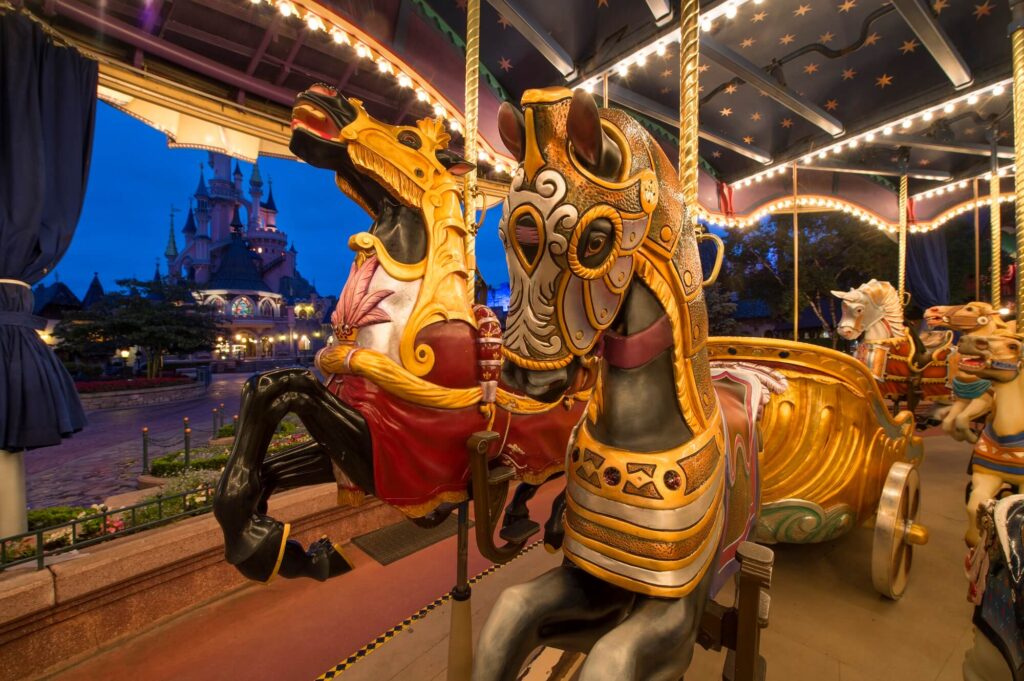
[140,409,236,474]
[0,485,216,572]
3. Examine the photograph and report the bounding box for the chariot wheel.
[871,461,929,600]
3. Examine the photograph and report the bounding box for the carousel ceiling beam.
[484,0,577,78]
[701,37,845,137]
[51,0,296,105]
[798,159,952,181]
[274,29,307,86]
[607,83,773,163]
[246,15,281,76]
[644,0,674,26]
[878,134,1015,159]
[890,0,972,89]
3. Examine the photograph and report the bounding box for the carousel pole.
[792,165,799,341]
[0,450,27,536]
[898,174,909,304]
[463,0,481,302]
[989,128,1002,307]
[448,2,479,678]
[678,0,699,206]
[603,72,609,108]
[974,178,981,300]
[1011,0,1024,315]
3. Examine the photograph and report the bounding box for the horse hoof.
[231,520,290,583]
[304,537,354,581]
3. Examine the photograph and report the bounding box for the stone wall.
[0,485,403,681]
[77,381,209,412]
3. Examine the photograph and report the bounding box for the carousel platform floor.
[47,434,978,681]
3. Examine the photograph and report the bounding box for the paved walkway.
[25,374,252,509]
[47,435,984,681]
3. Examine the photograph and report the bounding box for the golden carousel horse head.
[924,301,1014,334]
[495,87,717,428]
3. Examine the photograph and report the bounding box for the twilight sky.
[46,103,508,300]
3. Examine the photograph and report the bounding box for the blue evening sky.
[46,103,508,300]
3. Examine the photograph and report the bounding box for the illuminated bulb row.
[577,0,761,93]
[697,196,887,232]
[245,0,513,172]
[919,194,1016,232]
[915,165,1016,200]
[733,78,1012,189]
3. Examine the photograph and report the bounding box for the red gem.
[603,467,621,486]
[664,470,682,490]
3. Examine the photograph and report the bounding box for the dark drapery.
[907,228,950,311]
[0,14,94,450]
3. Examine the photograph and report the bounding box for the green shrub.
[215,423,235,438]
[27,506,87,531]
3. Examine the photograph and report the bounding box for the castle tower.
[194,165,211,237]
[262,179,278,229]
[233,161,244,195]
[182,202,197,245]
[249,162,263,232]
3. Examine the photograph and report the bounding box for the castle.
[163,152,330,359]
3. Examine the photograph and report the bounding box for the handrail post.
[184,428,192,468]
[141,427,150,474]
[212,408,218,435]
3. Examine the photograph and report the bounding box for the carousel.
[2,0,1024,679]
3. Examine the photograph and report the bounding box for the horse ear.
[498,101,526,162]
[567,89,603,168]
[831,289,850,300]
[435,149,475,176]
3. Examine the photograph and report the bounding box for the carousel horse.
[964,493,1024,680]
[833,279,952,414]
[923,302,1014,441]
[956,333,1024,546]
[472,88,778,681]
[213,85,587,583]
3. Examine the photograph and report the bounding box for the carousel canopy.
[21,0,1017,230]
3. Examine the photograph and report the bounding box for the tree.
[721,213,898,345]
[704,283,740,335]
[55,279,223,378]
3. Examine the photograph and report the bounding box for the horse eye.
[398,131,421,149]
[585,234,607,257]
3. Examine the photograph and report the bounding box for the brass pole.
[1011,0,1024,315]
[991,169,1002,308]
[792,164,799,341]
[898,174,908,304]
[463,0,480,303]
[678,0,700,206]
[603,72,609,108]
[974,178,981,300]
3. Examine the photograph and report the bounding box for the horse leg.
[256,440,336,514]
[965,470,1004,546]
[578,570,714,681]
[214,368,372,583]
[473,564,634,681]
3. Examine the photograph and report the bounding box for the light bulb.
[416,89,429,102]
[330,29,349,44]
[277,1,293,17]
[943,103,954,114]
[922,111,933,121]
[865,132,875,142]
[725,5,737,18]
[967,94,979,105]
[397,73,412,88]
[355,43,371,59]
[993,84,1005,96]
[656,43,667,56]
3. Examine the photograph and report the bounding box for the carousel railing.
[0,484,216,572]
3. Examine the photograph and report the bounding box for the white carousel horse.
[832,279,952,413]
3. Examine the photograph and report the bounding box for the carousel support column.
[974,178,981,300]
[602,72,609,108]
[1011,0,1024,314]
[792,165,800,341]
[989,128,1002,307]
[447,501,472,681]
[463,0,481,299]
[0,449,27,536]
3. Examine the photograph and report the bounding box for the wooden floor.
[49,434,980,681]
[330,433,980,681]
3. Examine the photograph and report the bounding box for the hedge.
[75,377,193,394]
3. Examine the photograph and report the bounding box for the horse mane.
[858,279,904,330]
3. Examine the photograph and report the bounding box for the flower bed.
[75,377,193,394]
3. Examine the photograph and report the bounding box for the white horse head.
[831,279,904,341]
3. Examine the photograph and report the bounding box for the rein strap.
[603,316,674,369]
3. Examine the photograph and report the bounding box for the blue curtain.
[907,229,950,311]
[0,14,94,450]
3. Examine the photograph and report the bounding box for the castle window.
[259,299,275,317]
[231,297,254,317]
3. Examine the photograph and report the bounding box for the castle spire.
[182,201,197,235]
[165,206,179,258]
[230,205,245,234]
[262,178,278,212]
[195,164,209,198]
[250,162,263,187]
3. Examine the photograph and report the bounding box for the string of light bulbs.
[241,0,515,174]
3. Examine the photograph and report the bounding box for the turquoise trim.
[953,377,992,400]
